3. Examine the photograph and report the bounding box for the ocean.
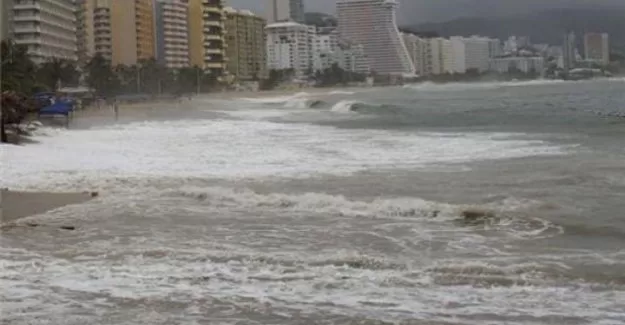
[1,78,625,324]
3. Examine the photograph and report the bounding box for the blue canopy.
[39,102,73,116]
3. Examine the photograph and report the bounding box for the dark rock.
[90,191,99,198]
[462,209,496,222]
[59,226,76,231]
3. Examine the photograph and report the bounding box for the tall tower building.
[584,33,609,66]
[188,0,227,76]
[154,0,190,69]
[265,22,315,77]
[563,31,577,72]
[78,0,155,66]
[0,0,14,41]
[224,7,267,81]
[8,0,77,64]
[337,0,414,75]
[266,0,305,23]
[76,0,96,64]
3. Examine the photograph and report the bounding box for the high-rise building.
[154,0,190,69]
[266,0,305,23]
[76,0,95,64]
[450,36,491,74]
[188,0,227,76]
[224,7,267,81]
[265,21,314,77]
[430,37,453,75]
[8,0,77,64]
[337,0,414,75]
[312,30,338,71]
[563,32,577,71]
[0,0,14,41]
[584,33,609,66]
[79,0,155,66]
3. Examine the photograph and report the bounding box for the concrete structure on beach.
[6,0,77,64]
[336,0,414,75]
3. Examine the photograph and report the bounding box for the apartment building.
[188,0,227,76]
[584,33,609,66]
[265,21,314,76]
[312,30,337,71]
[76,0,95,64]
[1,0,14,41]
[490,56,545,74]
[154,0,189,69]
[429,37,453,75]
[337,0,414,75]
[266,0,305,23]
[79,0,155,66]
[450,36,492,74]
[224,7,267,81]
[8,0,77,64]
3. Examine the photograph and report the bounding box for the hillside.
[304,12,337,28]
[406,8,625,53]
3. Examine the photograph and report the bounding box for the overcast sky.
[227,0,625,24]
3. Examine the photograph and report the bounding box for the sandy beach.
[0,189,93,224]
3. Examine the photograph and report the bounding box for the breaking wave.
[403,79,569,92]
[170,186,563,238]
[330,100,362,113]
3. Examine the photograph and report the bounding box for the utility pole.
[136,67,141,93]
[196,68,201,95]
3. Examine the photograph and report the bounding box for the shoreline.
[0,189,95,224]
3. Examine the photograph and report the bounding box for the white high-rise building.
[313,31,338,71]
[337,0,414,75]
[450,36,492,74]
[266,0,305,23]
[9,0,77,64]
[265,21,315,76]
[430,37,453,75]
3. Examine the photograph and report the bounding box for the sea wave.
[240,92,311,104]
[403,79,569,92]
[170,186,563,239]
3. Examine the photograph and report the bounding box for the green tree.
[85,54,119,97]
[36,58,80,90]
[1,40,37,93]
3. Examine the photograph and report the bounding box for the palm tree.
[36,58,80,90]
[85,54,119,97]
[1,40,37,93]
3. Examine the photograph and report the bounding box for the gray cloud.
[227,0,625,24]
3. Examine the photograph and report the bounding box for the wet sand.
[0,189,93,224]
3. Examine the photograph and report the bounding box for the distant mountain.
[304,12,337,28]
[405,8,625,53]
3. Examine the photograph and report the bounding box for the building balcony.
[13,2,42,11]
[203,6,223,14]
[204,48,224,55]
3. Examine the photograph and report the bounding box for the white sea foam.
[240,92,310,104]
[330,100,361,113]
[328,90,357,95]
[403,79,569,92]
[0,119,568,192]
